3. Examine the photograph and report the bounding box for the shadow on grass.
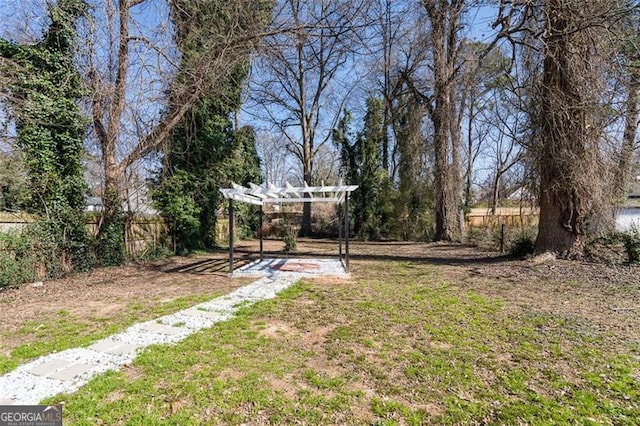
[154,240,512,276]
[147,255,254,275]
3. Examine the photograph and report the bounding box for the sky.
[0,0,504,188]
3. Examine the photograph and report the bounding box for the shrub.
[137,236,173,262]
[620,230,640,264]
[0,231,37,288]
[466,227,495,249]
[509,234,535,257]
[586,230,640,265]
[281,221,298,252]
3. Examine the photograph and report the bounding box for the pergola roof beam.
[221,182,358,205]
[268,197,342,203]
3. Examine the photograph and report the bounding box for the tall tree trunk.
[300,123,313,236]
[450,93,464,236]
[381,0,392,175]
[97,169,126,265]
[425,0,464,241]
[534,0,608,256]
[465,101,475,209]
[94,0,131,263]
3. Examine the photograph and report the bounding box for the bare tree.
[458,41,511,209]
[83,0,272,245]
[249,0,365,236]
[495,0,631,256]
[255,130,297,185]
[479,90,523,214]
[422,0,466,241]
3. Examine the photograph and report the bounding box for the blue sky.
[0,0,505,188]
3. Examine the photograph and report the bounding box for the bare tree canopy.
[2,0,640,259]
[248,0,366,235]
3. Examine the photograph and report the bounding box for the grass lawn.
[0,253,249,375]
[0,292,221,374]
[40,243,639,425]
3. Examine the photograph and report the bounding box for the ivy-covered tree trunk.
[152,0,264,254]
[96,185,126,266]
[534,0,613,256]
[423,0,465,242]
[0,0,93,275]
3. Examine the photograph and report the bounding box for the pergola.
[220,182,358,274]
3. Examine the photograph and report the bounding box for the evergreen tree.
[152,68,261,253]
[334,98,393,240]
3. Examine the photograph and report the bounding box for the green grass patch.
[0,292,220,374]
[43,260,640,425]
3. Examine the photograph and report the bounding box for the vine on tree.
[0,0,93,275]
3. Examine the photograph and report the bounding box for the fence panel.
[465,207,539,231]
[0,213,167,256]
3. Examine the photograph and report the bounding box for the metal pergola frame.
[220,182,358,274]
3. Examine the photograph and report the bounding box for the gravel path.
[0,274,302,405]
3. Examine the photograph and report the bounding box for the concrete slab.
[89,340,141,356]
[88,339,120,353]
[48,363,95,381]
[233,258,348,278]
[180,308,229,320]
[28,359,72,376]
[138,322,187,336]
[107,343,141,356]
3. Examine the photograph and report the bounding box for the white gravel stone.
[0,273,301,405]
[0,348,125,404]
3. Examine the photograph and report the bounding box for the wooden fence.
[1,208,539,254]
[465,207,539,230]
[0,212,166,256]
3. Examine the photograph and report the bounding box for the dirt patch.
[267,374,303,399]
[299,325,333,347]
[257,320,293,339]
[0,253,252,354]
[217,368,246,382]
[121,364,143,381]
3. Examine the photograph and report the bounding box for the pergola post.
[345,192,350,272]
[338,201,343,262]
[228,199,234,274]
[259,204,264,260]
